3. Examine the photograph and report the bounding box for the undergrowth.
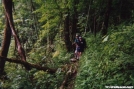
[75,24,134,89]
[2,24,134,89]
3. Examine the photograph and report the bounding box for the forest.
[0,0,134,89]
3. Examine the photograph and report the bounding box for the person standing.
[73,34,80,60]
[78,36,86,57]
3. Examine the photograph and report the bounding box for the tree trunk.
[2,0,30,70]
[3,0,26,61]
[102,0,112,35]
[85,0,93,34]
[71,0,79,41]
[64,13,71,52]
[30,0,39,42]
[0,15,11,75]
[93,16,97,36]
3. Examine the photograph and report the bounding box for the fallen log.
[0,56,57,74]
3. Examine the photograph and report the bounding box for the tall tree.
[71,0,79,41]
[3,0,27,61]
[0,0,30,74]
[63,0,80,52]
[0,0,12,75]
[63,10,72,52]
[0,10,11,75]
[102,0,112,35]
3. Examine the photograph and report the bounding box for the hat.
[79,36,82,39]
[76,33,80,36]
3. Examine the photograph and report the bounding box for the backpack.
[82,38,87,49]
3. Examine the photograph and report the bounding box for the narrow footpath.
[59,58,79,89]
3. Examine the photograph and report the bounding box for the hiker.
[75,42,81,59]
[78,36,86,56]
[74,34,79,44]
[72,34,81,60]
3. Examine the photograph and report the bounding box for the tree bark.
[2,0,31,70]
[71,0,79,41]
[3,0,27,62]
[0,15,11,75]
[0,0,13,75]
[102,0,112,35]
[64,12,71,52]
[93,16,97,36]
[4,0,27,61]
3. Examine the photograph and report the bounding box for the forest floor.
[59,58,79,89]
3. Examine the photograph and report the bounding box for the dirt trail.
[59,58,79,89]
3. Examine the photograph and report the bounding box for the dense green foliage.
[0,0,134,89]
[75,25,134,89]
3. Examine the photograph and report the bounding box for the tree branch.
[0,56,57,74]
